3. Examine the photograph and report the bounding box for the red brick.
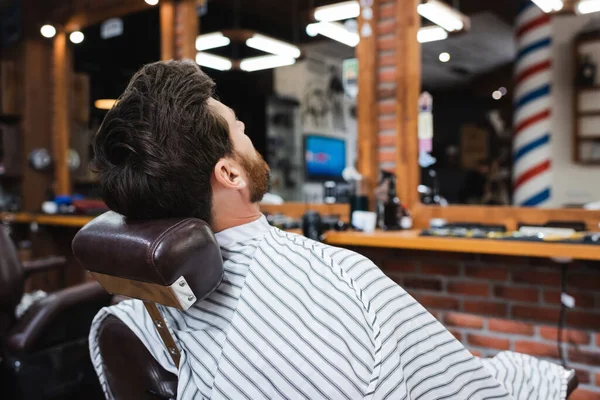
[488,319,534,336]
[470,349,482,357]
[597,334,600,347]
[465,266,509,281]
[596,372,600,386]
[403,277,442,291]
[378,117,395,131]
[379,151,395,163]
[444,312,484,329]
[378,101,395,116]
[478,254,527,264]
[568,273,598,291]
[493,286,539,302]
[512,270,560,286]
[383,260,416,273]
[378,86,395,100]
[569,349,600,366]
[570,389,600,400]
[377,20,395,35]
[378,68,395,83]
[514,341,560,358]
[540,327,591,345]
[575,369,591,385]
[421,264,460,276]
[512,305,560,323]
[380,3,395,20]
[463,301,508,317]
[448,282,490,297]
[543,290,596,308]
[415,294,459,310]
[379,52,395,67]
[378,134,395,147]
[448,329,463,342]
[567,311,600,330]
[467,334,510,350]
[377,36,395,51]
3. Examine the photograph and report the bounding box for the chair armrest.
[22,256,67,276]
[6,281,111,354]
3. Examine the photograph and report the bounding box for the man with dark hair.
[89,61,571,400]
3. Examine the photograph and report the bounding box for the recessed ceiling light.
[499,87,507,96]
[439,52,451,62]
[145,0,159,5]
[40,25,56,38]
[492,90,502,100]
[69,31,84,44]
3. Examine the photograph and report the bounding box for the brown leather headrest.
[72,211,223,309]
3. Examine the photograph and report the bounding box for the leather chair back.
[0,225,24,337]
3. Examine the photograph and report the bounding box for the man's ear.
[214,158,247,190]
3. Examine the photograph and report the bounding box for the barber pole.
[513,1,553,206]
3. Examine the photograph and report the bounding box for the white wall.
[551,14,600,206]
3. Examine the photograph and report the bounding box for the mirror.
[418,1,600,210]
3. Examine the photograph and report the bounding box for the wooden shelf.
[576,85,600,92]
[325,230,600,261]
[578,136,600,141]
[578,110,600,117]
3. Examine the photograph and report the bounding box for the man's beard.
[238,151,270,203]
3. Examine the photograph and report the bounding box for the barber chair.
[73,211,580,400]
[0,227,112,400]
[72,211,224,399]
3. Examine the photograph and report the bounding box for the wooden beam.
[356,0,380,210]
[160,0,175,60]
[395,0,420,209]
[176,0,200,60]
[52,31,71,196]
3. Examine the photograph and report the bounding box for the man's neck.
[211,203,262,233]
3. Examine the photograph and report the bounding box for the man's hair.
[92,60,232,222]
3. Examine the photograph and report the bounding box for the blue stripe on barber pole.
[513,133,551,163]
[517,37,552,61]
[514,84,551,109]
[513,1,552,207]
[521,188,551,206]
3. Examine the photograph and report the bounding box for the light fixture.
[240,55,296,72]
[246,34,301,59]
[492,90,502,100]
[576,0,600,14]
[306,22,359,47]
[417,0,469,32]
[314,1,360,22]
[94,99,118,110]
[417,26,449,43]
[439,52,451,62]
[69,31,84,44]
[499,87,507,96]
[195,32,231,51]
[195,52,233,71]
[40,24,56,38]
[145,0,159,5]
[531,0,564,13]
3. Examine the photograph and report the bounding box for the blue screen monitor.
[305,135,346,181]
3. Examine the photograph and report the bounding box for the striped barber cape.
[89,215,572,399]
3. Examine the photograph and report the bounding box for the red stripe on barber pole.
[515,109,551,135]
[514,160,551,190]
[516,14,551,38]
[515,60,552,86]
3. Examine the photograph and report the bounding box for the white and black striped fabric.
[89,216,571,399]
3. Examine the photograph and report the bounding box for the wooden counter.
[1,213,93,228]
[325,230,600,261]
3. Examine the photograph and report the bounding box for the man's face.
[208,98,270,202]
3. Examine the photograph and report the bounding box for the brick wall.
[348,246,600,398]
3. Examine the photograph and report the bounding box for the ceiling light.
[306,22,359,47]
[94,99,118,110]
[195,32,231,51]
[492,90,502,100]
[195,52,233,71]
[40,24,56,38]
[246,34,301,59]
[531,0,564,13]
[499,87,507,96]
[314,1,360,22]
[417,26,449,43]
[439,52,451,62]
[145,0,159,5]
[417,0,468,32]
[69,31,84,44]
[240,55,296,72]
[576,0,600,14]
